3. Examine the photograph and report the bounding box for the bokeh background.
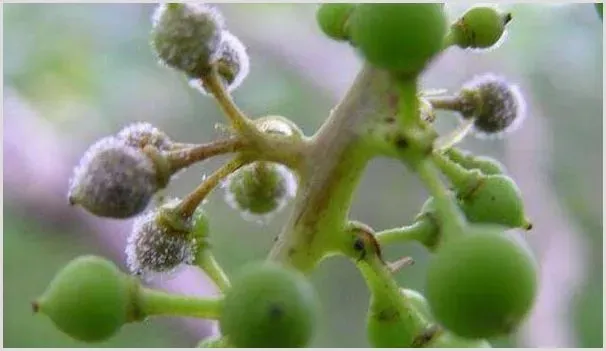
[3,3,603,348]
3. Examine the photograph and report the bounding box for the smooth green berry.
[34,256,133,342]
[197,336,231,348]
[426,226,537,338]
[367,296,426,347]
[451,6,511,49]
[316,3,356,41]
[400,288,432,319]
[349,4,447,75]
[445,148,505,175]
[399,289,492,348]
[225,162,297,218]
[67,137,163,219]
[459,174,531,230]
[220,262,319,348]
[151,3,224,78]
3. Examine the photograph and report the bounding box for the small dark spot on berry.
[377,308,399,322]
[395,136,408,149]
[31,301,40,313]
[353,238,365,252]
[268,303,284,320]
[288,248,296,257]
[525,222,533,231]
[384,116,396,124]
[504,13,513,24]
[491,195,496,201]
[412,325,441,347]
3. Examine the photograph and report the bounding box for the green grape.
[596,3,603,20]
[459,174,531,230]
[219,262,319,347]
[451,6,511,49]
[367,296,424,348]
[445,149,505,175]
[399,289,492,348]
[426,225,537,338]
[34,256,133,342]
[316,3,357,41]
[429,332,492,348]
[400,288,432,318]
[225,162,297,217]
[349,4,447,75]
[197,336,231,348]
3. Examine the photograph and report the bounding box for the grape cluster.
[32,3,569,348]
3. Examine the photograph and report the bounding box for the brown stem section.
[167,138,245,172]
[427,96,462,112]
[201,71,261,141]
[177,157,249,218]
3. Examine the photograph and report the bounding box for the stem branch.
[415,159,466,240]
[195,249,231,292]
[139,288,222,320]
[177,157,249,218]
[202,71,261,140]
[375,219,434,246]
[167,138,245,172]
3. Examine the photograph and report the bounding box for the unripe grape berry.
[34,256,132,342]
[214,31,249,92]
[400,288,432,319]
[151,3,224,78]
[68,137,162,218]
[316,3,357,41]
[429,332,492,348]
[220,262,319,348]
[116,122,173,151]
[197,336,231,348]
[254,115,305,139]
[349,4,447,75]
[458,74,526,138]
[224,162,297,218]
[398,289,492,348]
[426,226,537,338]
[125,200,197,277]
[445,148,505,175]
[367,292,430,347]
[459,174,531,230]
[451,6,512,50]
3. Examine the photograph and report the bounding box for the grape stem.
[375,220,434,246]
[356,252,431,346]
[194,249,231,292]
[415,159,466,241]
[177,157,250,218]
[167,137,245,172]
[426,95,462,111]
[201,69,265,143]
[138,288,222,320]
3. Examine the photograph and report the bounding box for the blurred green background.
[3,3,603,348]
